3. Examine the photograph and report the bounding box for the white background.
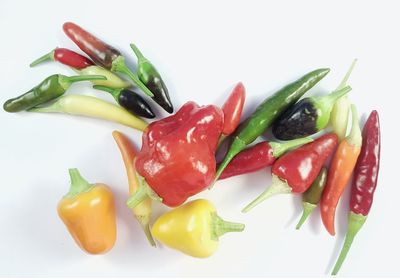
[0,1,398,277]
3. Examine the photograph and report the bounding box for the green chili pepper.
[296,167,328,229]
[214,68,330,182]
[3,74,106,112]
[130,44,173,113]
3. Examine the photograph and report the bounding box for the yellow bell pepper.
[58,168,116,254]
[112,130,155,246]
[152,199,244,258]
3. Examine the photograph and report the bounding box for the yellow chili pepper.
[58,168,116,254]
[152,199,244,258]
[112,130,155,246]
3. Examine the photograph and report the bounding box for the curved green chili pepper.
[214,68,330,182]
[296,167,328,229]
[3,74,106,112]
[130,44,173,113]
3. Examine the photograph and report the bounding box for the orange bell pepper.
[320,105,362,236]
[112,130,155,246]
[58,168,116,254]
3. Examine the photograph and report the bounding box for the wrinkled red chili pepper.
[242,133,338,212]
[218,137,313,180]
[332,110,381,275]
[126,101,223,207]
[221,82,246,135]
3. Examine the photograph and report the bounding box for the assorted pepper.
[4,22,382,274]
[215,68,330,182]
[242,133,338,212]
[30,47,130,89]
[320,105,362,236]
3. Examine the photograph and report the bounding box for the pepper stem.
[325,86,352,106]
[347,104,362,147]
[66,168,93,198]
[93,85,121,101]
[111,56,154,97]
[214,137,247,184]
[136,215,156,247]
[336,59,357,90]
[331,212,367,275]
[126,175,162,208]
[58,74,107,91]
[242,174,292,213]
[30,49,56,67]
[130,43,147,62]
[270,137,313,158]
[211,213,245,240]
[295,202,317,230]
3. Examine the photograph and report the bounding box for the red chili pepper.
[63,22,154,97]
[30,48,94,69]
[320,105,362,236]
[242,133,338,212]
[221,82,246,135]
[63,22,120,69]
[331,110,380,275]
[218,137,313,180]
[126,101,223,208]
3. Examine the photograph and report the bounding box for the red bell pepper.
[242,133,338,212]
[127,101,224,207]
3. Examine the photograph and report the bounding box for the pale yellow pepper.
[152,199,244,258]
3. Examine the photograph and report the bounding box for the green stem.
[65,168,93,198]
[295,202,317,230]
[211,213,245,240]
[58,74,107,91]
[130,43,147,62]
[347,104,362,147]
[93,85,121,101]
[336,59,357,90]
[325,86,352,106]
[270,137,313,158]
[126,175,162,208]
[111,56,154,97]
[28,101,61,113]
[30,49,55,67]
[242,174,292,213]
[331,212,367,275]
[214,137,247,183]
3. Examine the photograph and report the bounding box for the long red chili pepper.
[218,137,313,180]
[320,105,362,236]
[331,110,380,275]
[221,82,246,136]
[242,133,338,212]
[30,48,94,69]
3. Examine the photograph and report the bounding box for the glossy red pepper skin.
[273,133,338,193]
[219,142,273,179]
[350,110,381,215]
[63,22,120,69]
[54,48,94,69]
[221,82,246,135]
[135,101,223,207]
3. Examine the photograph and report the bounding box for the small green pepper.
[214,68,330,182]
[3,74,105,112]
[130,44,173,113]
[296,167,328,229]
